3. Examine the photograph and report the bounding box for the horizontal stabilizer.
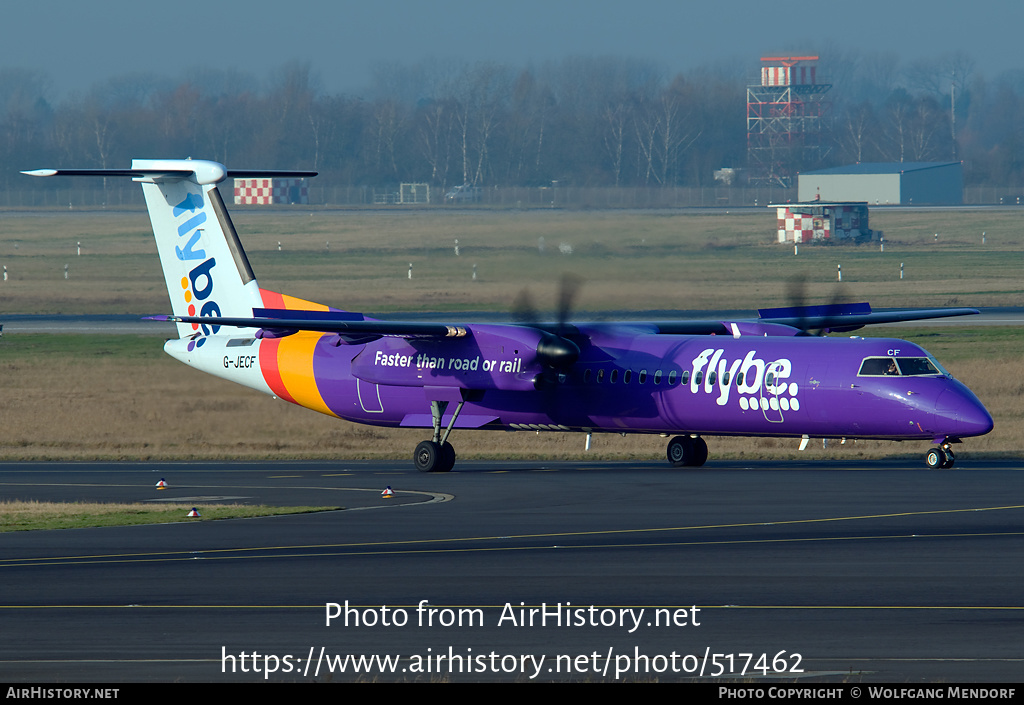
[23,160,316,185]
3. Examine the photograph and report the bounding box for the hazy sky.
[4,0,1019,99]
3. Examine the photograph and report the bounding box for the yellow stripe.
[279,292,329,311]
[275,332,336,417]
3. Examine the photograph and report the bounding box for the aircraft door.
[804,360,831,425]
[357,378,385,413]
[759,360,788,423]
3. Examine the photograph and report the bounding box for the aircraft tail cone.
[187,507,201,517]
[156,479,168,490]
[381,486,394,499]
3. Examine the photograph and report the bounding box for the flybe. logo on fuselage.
[173,193,221,337]
[689,347,800,413]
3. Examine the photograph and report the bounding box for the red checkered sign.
[777,207,830,243]
[234,178,309,205]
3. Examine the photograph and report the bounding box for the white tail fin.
[136,159,263,338]
[23,159,316,338]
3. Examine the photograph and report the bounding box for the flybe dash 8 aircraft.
[24,159,992,471]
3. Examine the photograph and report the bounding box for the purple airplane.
[24,160,993,471]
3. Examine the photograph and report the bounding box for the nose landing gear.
[925,439,958,469]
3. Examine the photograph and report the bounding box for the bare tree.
[840,101,878,163]
[602,99,630,187]
[418,96,456,185]
[881,90,912,162]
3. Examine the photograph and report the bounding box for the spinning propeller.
[512,274,582,381]
[785,274,853,336]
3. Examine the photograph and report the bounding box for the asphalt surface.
[1,457,1022,683]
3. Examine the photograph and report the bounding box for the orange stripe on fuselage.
[258,337,295,404]
[259,288,330,312]
[268,332,337,418]
[257,289,337,416]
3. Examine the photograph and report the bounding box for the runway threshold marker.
[156,478,168,490]
[381,486,394,499]
[187,507,201,517]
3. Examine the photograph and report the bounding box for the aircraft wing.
[152,314,469,339]
[155,303,980,340]
[754,304,980,334]
[632,304,980,336]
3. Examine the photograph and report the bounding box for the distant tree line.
[3,50,1023,191]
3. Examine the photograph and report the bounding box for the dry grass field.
[0,207,1020,463]
[1,206,1022,315]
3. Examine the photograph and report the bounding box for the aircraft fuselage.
[164,328,992,443]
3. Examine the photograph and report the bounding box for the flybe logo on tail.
[173,193,221,336]
[173,193,207,261]
[176,213,207,260]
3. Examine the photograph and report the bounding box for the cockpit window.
[895,357,942,376]
[858,356,943,377]
[926,355,951,377]
[859,357,896,376]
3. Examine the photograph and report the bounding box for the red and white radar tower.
[747,56,831,188]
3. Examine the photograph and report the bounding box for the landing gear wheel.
[415,440,456,472]
[415,441,442,472]
[417,399,463,472]
[941,448,955,469]
[925,447,947,469]
[667,436,692,467]
[440,441,456,472]
[667,436,707,467]
[691,437,708,467]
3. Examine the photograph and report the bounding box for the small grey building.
[798,162,963,205]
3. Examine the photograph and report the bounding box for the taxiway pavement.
[1,458,1022,682]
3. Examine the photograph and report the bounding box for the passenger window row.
[580,367,755,387]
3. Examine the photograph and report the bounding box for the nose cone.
[957,398,994,437]
[936,386,994,438]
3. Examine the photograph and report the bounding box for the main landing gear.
[414,439,455,473]
[414,399,465,472]
[667,435,708,467]
[925,438,957,469]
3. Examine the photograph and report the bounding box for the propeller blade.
[786,274,814,336]
[785,273,854,336]
[511,289,538,324]
[557,273,581,331]
[511,274,582,373]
